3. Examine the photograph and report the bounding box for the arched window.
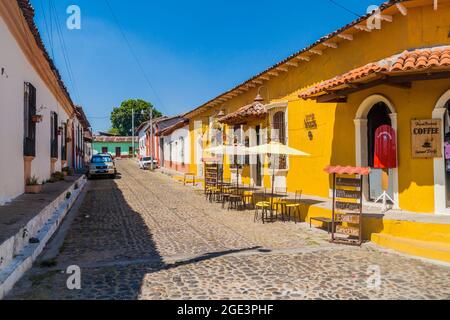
[272,111,286,143]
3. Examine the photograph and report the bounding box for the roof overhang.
[299,46,450,103]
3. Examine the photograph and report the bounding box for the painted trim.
[433,89,450,215]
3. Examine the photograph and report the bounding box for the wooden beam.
[396,3,408,15]
[286,61,298,67]
[297,56,311,61]
[380,15,393,22]
[259,75,271,81]
[268,71,279,76]
[354,25,372,32]
[309,49,323,55]
[252,79,263,85]
[276,66,289,72]
[323,42,338,49]
[338,34,354,41]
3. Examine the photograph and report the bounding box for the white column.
[354,118,370,202]
[433,107,448,214]
[389,113,400,209]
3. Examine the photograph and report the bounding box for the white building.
[136,121,151,159]
[0,1,84,204]
[159,119,190,173]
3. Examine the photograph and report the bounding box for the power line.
[39,0,54,60]
[327,0,363,18]
[104,0,166,112]
[49,0,83,106]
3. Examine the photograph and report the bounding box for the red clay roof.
[219,102,267,125]
[94,136,138,143]
[300,46,450,99]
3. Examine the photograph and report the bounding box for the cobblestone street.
[7,160,450,300]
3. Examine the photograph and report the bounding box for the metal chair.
[272,187,288,221]
[254,189,271,223]
[285,190,303,223]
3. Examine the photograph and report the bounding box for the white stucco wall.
[163,126,190,165]
[0,16,71,204]
[138,125,149,158]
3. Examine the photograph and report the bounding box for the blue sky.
[30,0,384,133]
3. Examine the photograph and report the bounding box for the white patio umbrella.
[203,144,252,190]
[248,141,310,213]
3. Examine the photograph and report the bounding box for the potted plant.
[31,115,43,123]
[62,166,74,176]
[25,176,43,194]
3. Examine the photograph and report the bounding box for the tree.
[107,127,121,136]
[110,99,162,136]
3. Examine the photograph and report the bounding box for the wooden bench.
[309,217,333,234]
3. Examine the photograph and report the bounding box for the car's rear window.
[143,157,152,161]
[92,156,112,163]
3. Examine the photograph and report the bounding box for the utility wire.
[327,0,363,18]
[49,0,83,106]
[39,0,54,60]
[104,0,166,112]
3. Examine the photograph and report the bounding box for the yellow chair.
[285,190,303,223]
[254,190,271,223]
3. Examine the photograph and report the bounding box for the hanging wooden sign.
[411,119,442,158]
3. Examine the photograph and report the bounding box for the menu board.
[204,162,220,192]
[331,174,363,246]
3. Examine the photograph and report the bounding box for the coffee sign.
[411,119,442,158]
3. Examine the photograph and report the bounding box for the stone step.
[371,233,450,263]
[0,176,87,299]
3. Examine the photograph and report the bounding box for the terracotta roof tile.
[324,165,371,176]
[16,0,74,109]
[299,46,450,99]
[218,101,267,125]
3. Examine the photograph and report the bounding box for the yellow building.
[183,1,450,261]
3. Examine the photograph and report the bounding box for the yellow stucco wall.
[187,3,450,213]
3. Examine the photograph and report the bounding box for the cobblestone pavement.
[7,160,450,300]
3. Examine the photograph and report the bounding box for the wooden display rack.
[325,166,370,246]
[204,162,220,193]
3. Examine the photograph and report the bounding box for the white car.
[139,156,158,170]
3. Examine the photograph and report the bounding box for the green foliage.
[26,176,40,186]
[51,172,65,182]
[110,99,162,136]
[107,127,121,136]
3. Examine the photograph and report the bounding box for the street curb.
[0,175,87,299]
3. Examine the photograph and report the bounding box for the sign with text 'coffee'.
[411,119,442,158]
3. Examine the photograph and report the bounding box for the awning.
[219,99,267,125]
[299,46,450,103]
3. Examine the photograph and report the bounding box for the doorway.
[115,147,121,158]
[444,100,450,207]
[355,94,398,208]
[367,102,394,202]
